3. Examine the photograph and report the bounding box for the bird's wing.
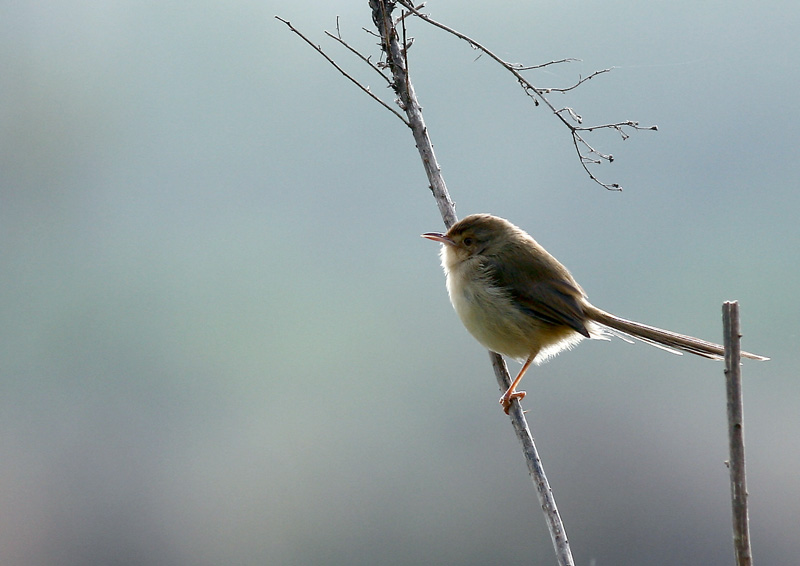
[484,257,591,338]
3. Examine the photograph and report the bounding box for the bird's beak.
[421,232,454,246]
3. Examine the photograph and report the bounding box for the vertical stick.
[369,2,574,564]
[722,301,753,566]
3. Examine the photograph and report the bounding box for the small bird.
[422,214,768,413]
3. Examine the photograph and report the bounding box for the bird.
[422,213,768,413]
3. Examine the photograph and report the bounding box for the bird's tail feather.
[583,304,769,361]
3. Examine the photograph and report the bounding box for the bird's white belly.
[446,265,534,360]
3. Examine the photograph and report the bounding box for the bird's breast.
[445,259,540,360]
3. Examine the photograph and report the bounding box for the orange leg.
[499,354,535,414]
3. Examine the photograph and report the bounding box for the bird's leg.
[500,354,535,414]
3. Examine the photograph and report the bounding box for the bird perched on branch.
[422,214,768,413]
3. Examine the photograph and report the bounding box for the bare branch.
[369,2,575,563]
[489,353,575,566]
[396,2,425,24]
[369,0,456,227]
[575,121,658,134]
[279,3,656,191]
[396,0,657,190]
[545,68,614,93]
[572,133,621,190]
[275,15,409,126]
[324,29,393,86]
[558,107,583,124]
[514,57,580,71]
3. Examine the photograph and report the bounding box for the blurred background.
[2,1,797,564]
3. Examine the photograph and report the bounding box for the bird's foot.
[500,389,526,414]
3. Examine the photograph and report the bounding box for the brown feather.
[583,303,768,361]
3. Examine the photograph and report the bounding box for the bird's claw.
[500,389,526,414]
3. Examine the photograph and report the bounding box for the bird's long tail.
[583,304,769,361]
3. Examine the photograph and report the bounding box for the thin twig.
[545,68,614,93]
[275,16,409,126]
[395,0,657,190]
[396,2,425,24]
[722,302,753,566]
[575,121,657,134]
[326,18,392,85]
[514,57,580,71]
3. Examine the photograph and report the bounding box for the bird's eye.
[463,237,474,246]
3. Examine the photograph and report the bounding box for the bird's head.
[422,214,521,268]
